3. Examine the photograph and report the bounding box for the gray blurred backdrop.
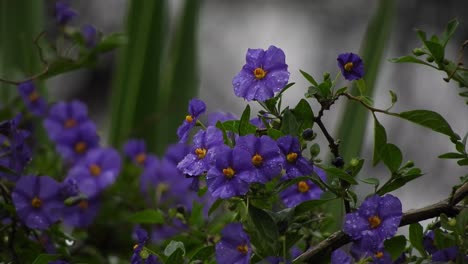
[47,0,468,218]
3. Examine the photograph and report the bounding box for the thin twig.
[293,182,468,263]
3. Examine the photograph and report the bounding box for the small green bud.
[402,160,414,169]
[323,72,330,80]
[448,218,456,226]
[139,248,150,259]
[426,56,434,63]
[350,158,359,167]
[412,48,425,56]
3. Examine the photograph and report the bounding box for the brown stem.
[293,182,468,263]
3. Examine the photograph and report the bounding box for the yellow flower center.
[368,215,381,229]
[74,141,87,154]
[286,152,298,163]
[78,200,89,210]
[251,153,263,166]
[297,181,310,193]
[344,62,354,72]
[374,251,384,259]
[28,91,39,102]
[31,196,42,208]
[135,152,146,164]
[236,244,249,254]
[133,244,139,250]
[195,148,207,159]
[223,167,235,179]
[64,118,77,128]
[185,115,194,123]
[89,164,102,176]
[253,68,266,80]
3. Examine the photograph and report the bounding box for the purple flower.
[232,45,290,102]
[280,168,326,207]
[55,122,99,163]
[277,136,313,179]
[208,111,238,126]
[151,219,187,243]
[350,238,393,264]
[206,145,255,199]
[176,98,206,143]
[216,223,251,264]
[66,148,121,198]
[0,116,31,182]
[423,231,460,262]
[177,126,224,177]
[235,135,282,183]
[58,177,79,199]
[423,231,437,254]
[164,143,190,166]
[43,100,94,143]
[62,197,100,228]
[343,194,402,247]
[17,81,47,116]
[124,139,157,167]
[12,175,64,230]
[55,1,78,25]
[337,53,364,81]
[331,249,353,264]
[131,227,159,264]
[82,24,99,48]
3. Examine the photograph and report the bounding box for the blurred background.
[4,0,468,222]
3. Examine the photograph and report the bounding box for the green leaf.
[438,152,465,159]
[239,105,256,136]
[433,228,456,249]
[424,40,444,63]
[456,208,468,234]
[221,120,240,132]
[356,79,366,95]
[164,241,186,257]
[398,110,457,138]
[324,167,358,185]
[0,165,18,176]
[208,199,224,216]
[294,198,336,215]
[373,116,387,166]
[409,223,426,257]
[247,205,279,256]
[384,235,406,261]
[316,79,332,98]
[416,29,427,42]
[388,56,435,67]
[281,109,299,136]
[360,177,380,186]
[380,143,402,172]
[335,86,348,96]
[389,90,398,105]
[93,33,127,53]
[299,70,318,86]
[377,172,423,195]
[128,209,164,224]
[267,128,283,140]
[441,19,459,47]
[190,246,214,262]
[189,202,204,227]
[291,99,314,132]
[32,254,59,264]
[457,158,468,166]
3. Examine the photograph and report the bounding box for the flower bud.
[302,128,315,141]
[412,48,425,56]
[332,156,344,168]
[426,56,434,63]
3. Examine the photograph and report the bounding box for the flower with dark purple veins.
[232,45,290,102]
[12,175,64,230]
[17,81,47,116]
[62,197,100,228]
[337,53,364,81]
[235,135,282,183]
[177,126,224,177]
[216,223,251,264]
[176,98,206,143]
[44,100,94,143]
[55,122,99,163]
[277,135,313,179]
[66,148,121,198]
[206,145,255,199]
[124,139,158,167]
[131,227,159,264]
[280,168,326,207]
[82,24,99,48]
[331,249,353,264]
[343,194,402,247]
[55,1,78,25]
[208,111,238,126]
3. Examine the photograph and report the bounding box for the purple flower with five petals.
[177,126,224,177]
[62,197,100,228]
[131,227,159,264]
[124,139,158,167]
[206,145,255,199]
[277,136,313,179]
[233,45,290,102]
[55,122,99,163]
[55,1,78,25]
[12,175,64,230]
[66,147,122,198]
[17,81,47,116]
[176,98,206,143]
[343,194,402,247]
[216,223,251,264]
[235,135,282,183]
[280,167,326,207]
[337,53,364,81]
